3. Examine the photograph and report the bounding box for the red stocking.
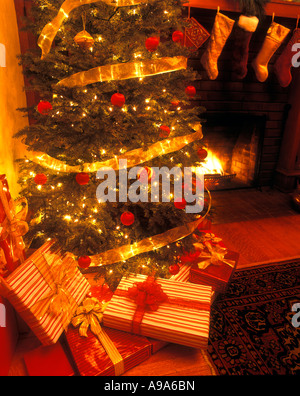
[274,28,300,88]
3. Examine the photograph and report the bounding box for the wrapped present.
[190,241,239,293]
[0,296,19,375]
[23,342,75,376]
[0,175,28,276]
[66,297,154,376]
[103,274,212,349]
[185,17,210,52]
[0,240,90,345]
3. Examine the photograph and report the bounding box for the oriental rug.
[208,259,300,375]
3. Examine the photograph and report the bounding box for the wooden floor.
[7,187,300,376]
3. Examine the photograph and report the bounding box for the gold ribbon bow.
[31,253,79,326]
[196,241,235,271]
[0,177,28,266]
[72,297,125,376]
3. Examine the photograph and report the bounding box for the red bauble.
[120,211,135,226]
[34,173,47,185]
[174,198,187,210]
[111,93,125,108]
[137,166,154,183]
[169,263,180,275]
[197,148,208,160]
[76,172,90,185]
[185,86,196,98]
[171,100,180,107]
[159,125,171,138]
[78,256,91,269]
[172,30,184,45]
[37,101,53,115]
[145,36,160,52]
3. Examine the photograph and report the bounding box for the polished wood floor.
[7,188,300,376]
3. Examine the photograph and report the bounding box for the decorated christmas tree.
[15,0,210,289]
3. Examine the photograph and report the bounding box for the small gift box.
[190,241,239,293]
[185,17,210,52]
[103,274,212,349]
[23,342,75,376]
[0,240,90,345]
[0,175,28,276]
[66,297,154,376]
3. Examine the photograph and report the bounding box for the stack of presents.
[0,174,239,376]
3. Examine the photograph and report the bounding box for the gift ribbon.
[0,177,28,271]
[38,0,150,59]
[31,251,80,327]
[114,276,211,335]
[57,56,188,88]
[72,297,125,376]
[26,125,202,173]
[196,241,235,270]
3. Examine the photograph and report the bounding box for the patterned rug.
[208,259,300,375]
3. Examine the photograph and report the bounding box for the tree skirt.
[208,259,300,375]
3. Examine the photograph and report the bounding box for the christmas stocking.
[232,15,259,79]
[252,22,290,82]
[274,28,300,87]
[201,11,235,80]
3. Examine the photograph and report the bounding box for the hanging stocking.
[252,21,290,82]
[201,10,235,80]
[232,15,259,79]
[274,28,300,87]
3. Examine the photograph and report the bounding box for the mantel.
[184,1,300,19]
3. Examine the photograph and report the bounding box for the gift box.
[65,296,154,376]
[103,274,212,349]
[0,240,90,346]
[190,240,239,293]
[0,296,19,375]
[0,175,28,276]
[23,342,75,376]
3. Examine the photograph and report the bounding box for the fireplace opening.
[200,113,266,190]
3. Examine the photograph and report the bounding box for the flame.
[198,150,224,175]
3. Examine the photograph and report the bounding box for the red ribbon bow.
[127,277,168,312]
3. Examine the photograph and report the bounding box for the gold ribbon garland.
[195,241,235,270]
[38,0,150,59]
[0,178,28,266]
[57,56,188,88]
[90,188,212,267]
[26,126,203,173]
[72,297,125,375]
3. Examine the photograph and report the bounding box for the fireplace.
[201,113,266,190]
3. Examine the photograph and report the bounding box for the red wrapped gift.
[23,342,75,376]
[185,17,210,52]
[0,296,19,376]
[0,240,90,345]
[66,297,154,376]
[190,240,239,293]
[0,175,28,276]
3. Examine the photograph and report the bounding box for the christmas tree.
[15,0,209,289]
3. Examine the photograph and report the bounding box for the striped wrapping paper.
[66,327,152,376]
[103,274,212,349]
[1,241,90,345]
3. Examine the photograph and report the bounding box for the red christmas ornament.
[37,101,53,115]
[197,148,208,160]
[185,86,196,98]
[171,100,180,107]
[78,256,91,269]
[120,211,135,226]
[174,198,187,210]
[34,173,47,185]
[159,125,171,138]
[137,166,154,183]
[76,172,90,185]
[145,36,160,52]
[169,263,180,275]
[172,30,184,45]
[111,93,125,108]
